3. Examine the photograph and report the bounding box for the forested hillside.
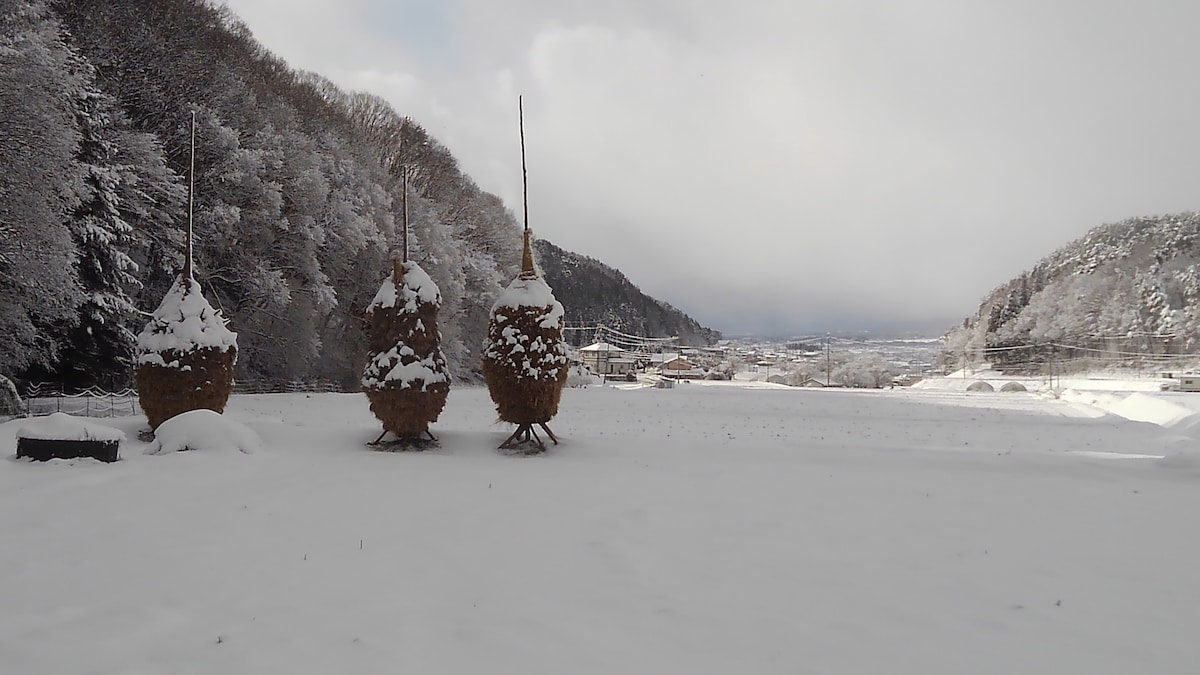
[942,211,1200,371]
[534,240,720,346]
[0,0,715,390]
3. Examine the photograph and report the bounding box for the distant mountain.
[942,211,1200,370]
[533,239,720,347]
[3,0,715,389]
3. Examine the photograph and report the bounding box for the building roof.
[579,342,626,353]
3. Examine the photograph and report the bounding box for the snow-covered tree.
[0,0,85,373]
[54,85,147,387]
[833,352,894,389]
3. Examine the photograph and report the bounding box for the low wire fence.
[6,380,348,421]
[232,379,346,395]
[18,385,140,419]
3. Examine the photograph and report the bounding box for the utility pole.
[1049,343,1057,391]
[825,333,831,385]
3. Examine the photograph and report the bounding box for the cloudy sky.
[220,0,1200,336]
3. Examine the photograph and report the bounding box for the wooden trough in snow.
[15,413,124,462]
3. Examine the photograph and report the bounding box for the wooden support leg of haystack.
[537,422,559,445]
[498,422,559,451]
[371,427,438,449]
[499,424,538,450]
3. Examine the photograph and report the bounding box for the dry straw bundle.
[482,228,569,449]
[135,110,237,430]
[362,257,450,442]
[482,96,568,450]
[135,275,237,429]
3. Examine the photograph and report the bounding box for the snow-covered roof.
[579,342,626,353]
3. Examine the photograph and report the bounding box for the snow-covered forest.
[0,0,518,388]
[943,211,1200,371]
[0,0,718,391]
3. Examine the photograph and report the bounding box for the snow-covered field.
[3,378,1200,674]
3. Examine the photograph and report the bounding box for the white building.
[578,342,634,376]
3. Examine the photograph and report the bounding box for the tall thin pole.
[825,333,831,384]
[519,95,528,232]
[401,166,409,263]
[185,110,196,281]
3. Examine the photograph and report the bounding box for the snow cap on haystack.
[135,274,237,429]
[482,229,569,424]
[362,257,450,439]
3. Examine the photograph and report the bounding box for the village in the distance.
[567,328,942,389]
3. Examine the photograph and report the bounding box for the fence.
[19,385,140,419]
[8,380,347,421]
[943,339,1200,378]
[231,379,346,395]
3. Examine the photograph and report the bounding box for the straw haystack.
[482,229,569,450]
[135,275,237,429]
[362,258,450,443]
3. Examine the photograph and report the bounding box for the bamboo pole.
[401,165,409,263]
[184,110,196,281]
[518,96,537,278]
[519,95,528,232]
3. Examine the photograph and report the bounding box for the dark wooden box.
[17,437,120,463]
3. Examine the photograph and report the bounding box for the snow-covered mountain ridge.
[944,211,1200,370]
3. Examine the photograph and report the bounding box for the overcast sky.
[220,0,1200,336]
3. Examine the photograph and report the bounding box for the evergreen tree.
[0,0,85,374]
[55,85,144,387]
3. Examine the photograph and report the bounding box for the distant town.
[569,329,942,389]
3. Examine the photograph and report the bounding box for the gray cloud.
[221,0,1200,335]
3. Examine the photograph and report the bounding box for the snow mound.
[1060,390,1195,427]
[16,412,125,442]
[146,409,260,455]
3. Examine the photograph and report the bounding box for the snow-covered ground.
[3,377,1200,674]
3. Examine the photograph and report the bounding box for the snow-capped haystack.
[362,257,450,442]
[135,275,237,429]
[482,229,569,439]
